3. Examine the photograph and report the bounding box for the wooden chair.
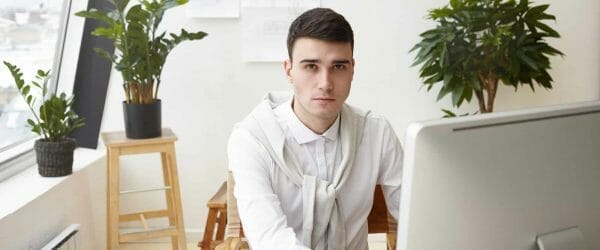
[198,182,228,249]
[208,171,397,250]
[367,184,398,250]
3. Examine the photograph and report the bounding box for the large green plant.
[4,62,85,142]
[411,0,563,114]
[75,0,207,104]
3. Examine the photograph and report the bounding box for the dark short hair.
[286,8,354,60]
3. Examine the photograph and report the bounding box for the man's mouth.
[313,97,335,101]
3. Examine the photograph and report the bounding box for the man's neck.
[291,100,338,135]
[300,115,338,135]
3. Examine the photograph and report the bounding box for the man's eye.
[333,64,346,70]
[305,64,318,70]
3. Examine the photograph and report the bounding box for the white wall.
[0,152,106,250]
[99,0,600,240]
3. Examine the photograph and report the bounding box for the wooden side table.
[101,128,187,250]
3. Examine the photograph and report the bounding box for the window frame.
[0,0,89,181]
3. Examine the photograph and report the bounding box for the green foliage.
[411,0,563,113]
[75,0,207,104]
[3,62,85,142]
[441,108,478,118]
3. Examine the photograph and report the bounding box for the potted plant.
[411,0,563,115]
[75,0,207,138]
[4,62,85,177]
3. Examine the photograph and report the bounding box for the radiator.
[41,224,81,250]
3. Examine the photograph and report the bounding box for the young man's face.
[284,37,354,128]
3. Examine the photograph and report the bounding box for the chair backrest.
[224,171,397,248]
[368,185,397,234]
[225,171,244,238]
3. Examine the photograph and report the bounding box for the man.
[227,8,403,250]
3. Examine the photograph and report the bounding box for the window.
[0,0,76,179]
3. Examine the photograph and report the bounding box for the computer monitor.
[397,101,600,250]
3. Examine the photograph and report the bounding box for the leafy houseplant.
[4,62,85,177]
[411,0,563,115]
[75,0,207,138]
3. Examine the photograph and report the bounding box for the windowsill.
[0,148,105,220]
[0,137,36,164]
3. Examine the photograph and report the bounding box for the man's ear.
[283,59,293,81]
[350,58,356,81]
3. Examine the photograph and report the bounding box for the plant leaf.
[441,108,456,118]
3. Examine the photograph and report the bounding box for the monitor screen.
[397,101,600,250]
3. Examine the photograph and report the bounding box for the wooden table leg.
[167,144,187,249]
[107,148,120,250]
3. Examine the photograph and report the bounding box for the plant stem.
[25,103,48,139]
[154,78,160,100]
[475,89,486,113]
[486,72,498,113]
[123,84,130,104]
[118,6,131,104]
[477,72,489,113]
[145,14,152,103]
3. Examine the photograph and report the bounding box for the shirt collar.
[280,98,340,144]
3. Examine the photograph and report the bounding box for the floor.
[118,234,388,249]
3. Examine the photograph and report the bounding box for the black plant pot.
[123,100,162,139]
[34,138,77,177]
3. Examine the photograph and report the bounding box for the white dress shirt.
[228,98,403,249]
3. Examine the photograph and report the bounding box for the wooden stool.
[101,128,187,250]
[198,181,227,249]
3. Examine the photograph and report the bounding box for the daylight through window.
[0,0,66,152]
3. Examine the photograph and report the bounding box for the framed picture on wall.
[185,0,240,18]
[241,0,320,62]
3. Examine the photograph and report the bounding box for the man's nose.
[317,70,333,92]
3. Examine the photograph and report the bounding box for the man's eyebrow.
[332,60,351,64]
[298,59,351,64]
[299,59,320,64]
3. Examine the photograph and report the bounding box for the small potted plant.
[411,0,563,116]
[4,62,85,177]
[75,0,207,139]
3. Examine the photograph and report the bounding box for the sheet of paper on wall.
[241,0,320,62]
[185,0,240,18]
[241,0,319,8]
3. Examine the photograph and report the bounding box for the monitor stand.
[536,227,588,250]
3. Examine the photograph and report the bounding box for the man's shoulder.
[229,98,284,156]
[344,103,390,126]
[233,91,292,132]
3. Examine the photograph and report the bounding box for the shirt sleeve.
[227,128,310,250]
[376,119,404,221]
